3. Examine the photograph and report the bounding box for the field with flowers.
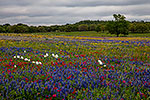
[0,33,150,100]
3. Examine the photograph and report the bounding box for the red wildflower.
[123,80,126,83]
[54,87,58,90]
[69,62,72,65]
[55,62,58,65]
[45,87,48,89]
[62,62,65,66]
[82,67,87,70]
[111,66,114,70]
[57,89,61,92]
[80,54,85,57]
[75,55,79,57]
[52,94,56,97]
[72,90,76,94]
[83,61,86,65]
[25,78,28,81]
[49,97,53,100]
[50,76,53,78]
[67,75,72,79]
[101,76,104,80]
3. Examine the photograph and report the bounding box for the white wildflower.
[46,53,48,56]
[39,62,42,65]
[14,56,16,58]
[24,50,26,53]
[14,65,17,68]
[24,58,28,61]
[44,55,47,58]
[17,55,20,58]
[52,54,55,57]
[21,56,24,59]
[98,60,103,65]
[104,65,106,67]
[52,53,58,58]
[32,61,35,63]
[55,54,58,58]
[36,61,39,65]
[28,59,30,62]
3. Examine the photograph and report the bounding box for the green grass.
[26,31,150,37]
[128,33,150,37]
[28,31,114,37]
[2,31,150,37]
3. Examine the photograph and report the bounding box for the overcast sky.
[0,0,150,26]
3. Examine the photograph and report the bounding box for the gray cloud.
[0,0,150,25]
[1,0,150,7]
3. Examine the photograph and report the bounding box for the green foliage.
[75,20,107,25]
[0,15,150,34]
[106,14,129,37]
[129,22,149,33]
[28,26,38,33]
[89,24,96,31]
[129,23,136,33]
[37,26,46,32]
[0,26,6,33]
[78,24,88,31]
[95,24,101,32]
[9,24,29,33]
[135,23,149,33]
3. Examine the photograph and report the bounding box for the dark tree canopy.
[106,14,129,37]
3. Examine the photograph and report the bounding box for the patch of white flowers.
[14,65,17,68]
[98,59,106,67]
[35,61,42,65]
[24,58,29,61]
[13,55,42,65]
[44,53,49,58]
[98,60,103,65]
[21,56,24,59]
[17,55,20,58]
[32,61,35,63]
[13,56,16,58]
[52,54,58,58]
[13,53,49,65]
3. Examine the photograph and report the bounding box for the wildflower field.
[0,33,150,100]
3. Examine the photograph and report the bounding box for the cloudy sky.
[0,0,150,26]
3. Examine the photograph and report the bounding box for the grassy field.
[0,33,150,99]
[25,31,150,37]
[1,31,150,37]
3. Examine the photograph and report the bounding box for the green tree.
[89,24,96,31]
[64,24,76,32]
[28,26,38,33]
[37,26,46,32]
[147,23,150,32]
[129,23,136,33]
[0,26,6,33]
[135,23,149,33]
[101,24,105,33]
[95,24,101,32]
[78,24,88,31]
[8,24,29,33]
[106,14,129,37]
[3,23,10,33]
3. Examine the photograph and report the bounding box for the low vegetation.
[0,14,150,37]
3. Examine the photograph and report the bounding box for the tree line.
[0,14,150,36]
